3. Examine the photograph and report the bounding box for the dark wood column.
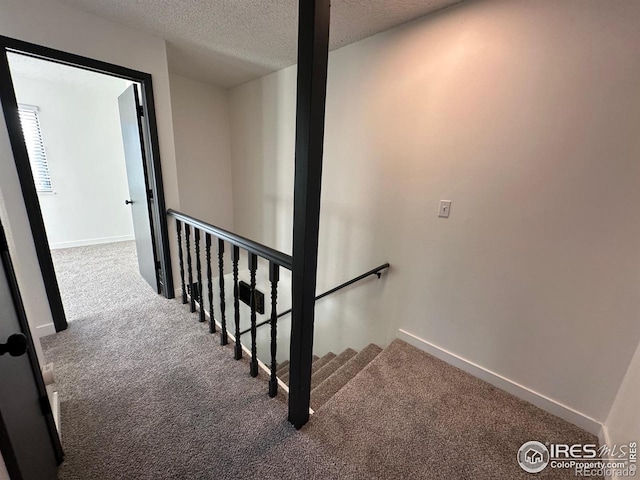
[288,0,331,429]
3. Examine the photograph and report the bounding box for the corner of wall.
[602,337,640,448]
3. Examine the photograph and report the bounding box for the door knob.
[0,333,28,357]
[125,200,133,205]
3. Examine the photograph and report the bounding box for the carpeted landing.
[50,241,152,322]
[41,242,598,479]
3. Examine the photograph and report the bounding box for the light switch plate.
[438,200,452,218]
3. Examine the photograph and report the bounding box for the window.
[17,104,53,193]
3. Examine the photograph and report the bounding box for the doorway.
[0,36,175,334]
[6,53,154,326]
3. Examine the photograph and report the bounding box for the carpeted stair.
[280,352,336,384]
[276,360,289,376]
[310,345,382,410]
[277,344,382,411]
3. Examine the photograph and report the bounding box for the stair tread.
[281,352,336,384]
[276,360,289,376]
[277,355,318,379]
[310,348,356,390]
[311,344,382,411]
[312,352,337,374]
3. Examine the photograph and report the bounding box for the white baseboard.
[598,424,611,447]
[598,426,618,480]
[52,390,60,438]
[49,234,134,250]
[35,322,56,337]
[398,328,602,436]
[46,384,61,438]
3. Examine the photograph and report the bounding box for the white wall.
[10,59,135,249]
[169,73,234,230]
[606,340,640,446]
[229,0,640,433]
[0,0,180,343]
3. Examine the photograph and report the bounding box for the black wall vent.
[239,281,265,314]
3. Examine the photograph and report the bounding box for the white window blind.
[17,105,53,193]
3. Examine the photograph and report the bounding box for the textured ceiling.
[7,52,131,92]
[55,0,464,87]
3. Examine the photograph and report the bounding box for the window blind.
[17,105,53,193]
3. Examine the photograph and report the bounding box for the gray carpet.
[50,241,151,322]
[42,241,599,479]
[43,242,346,479]
[306,339,600,479]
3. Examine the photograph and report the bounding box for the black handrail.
[167,209,292,269]
[240,263,389,335]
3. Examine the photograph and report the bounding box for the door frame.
[0,35,175,332]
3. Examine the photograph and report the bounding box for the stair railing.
[168,209,291,397]
[167,209,389,416]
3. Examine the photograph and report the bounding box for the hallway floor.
[41,242,598,479]
[50,241,147,322]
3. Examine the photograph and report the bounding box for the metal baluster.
[231,245,242,360]
[269,262,279,397]
[249,253,258,377]
[177,220,187,304]
[185,224,195,312]
[206,234,216,333]
[218,239,228,346]
[195,229,204,322]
